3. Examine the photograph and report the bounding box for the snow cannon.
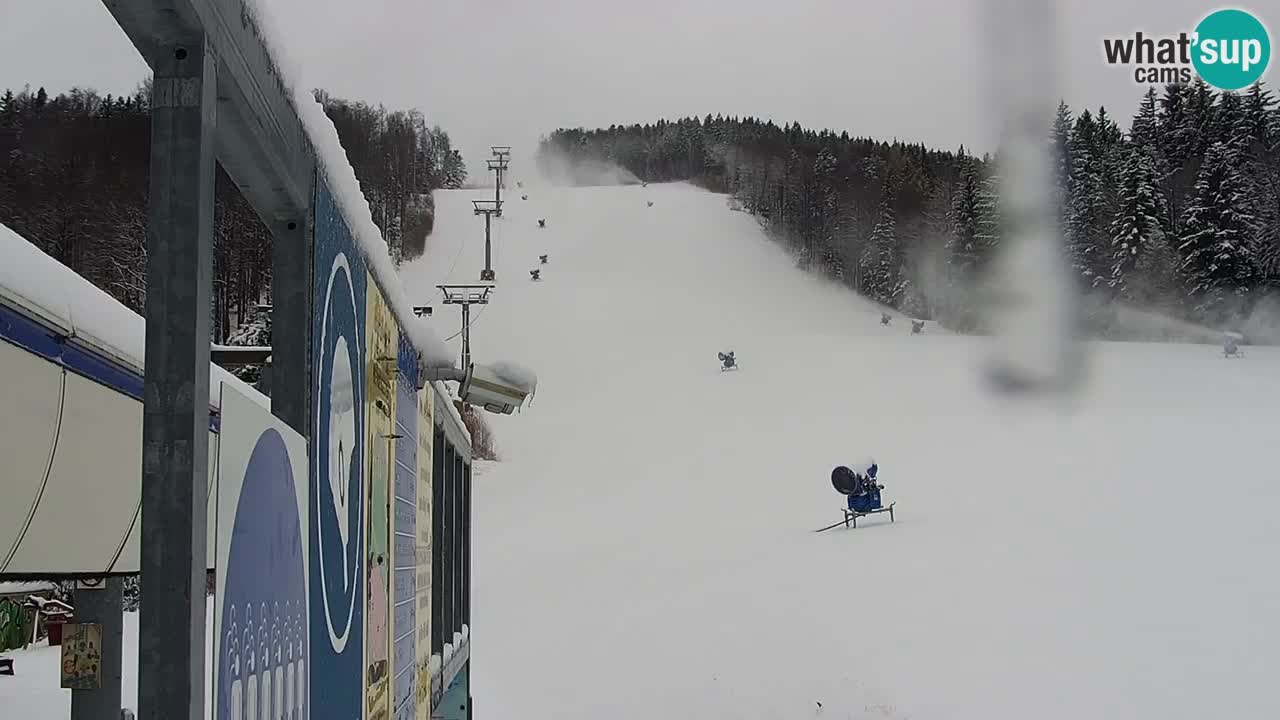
[537,219,546,228]
[911,320,925,335]
[1224,331,1244,358]
[646,201,654,207]
[881,313,892,326]
[824,461,894,529]
[458,363,536,415]
[517,181,524,189]
[642,181,649,188]
[522,194,529,201]
[530,269,541,281]
[717,351,737,371]
[539,254,548,264]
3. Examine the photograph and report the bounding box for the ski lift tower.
[489,145,511,205]
[487,156,510,208]
[473,199,503,281]
[437,284,494,370]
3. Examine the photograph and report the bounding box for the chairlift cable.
[443,303,490,343]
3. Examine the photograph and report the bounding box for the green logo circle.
[1192,9,1271,90]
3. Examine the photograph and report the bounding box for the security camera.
[458,363,535,415]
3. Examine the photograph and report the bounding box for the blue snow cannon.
[847,463,882,513]
[821,462,896,531]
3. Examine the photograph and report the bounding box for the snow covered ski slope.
[399,181,1280,720]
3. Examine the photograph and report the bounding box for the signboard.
[213,385,309,720]
[310,176,368,720]
[392,335,419,720]
[364,275,397,720]
[60,622,103,690]
[414,386,434,720]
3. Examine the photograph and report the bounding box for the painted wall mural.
[214,385,310,720]
[392,335,419,720]
[364,275,397,720]
[289,172,467,720]
[310,176,368,720]
[414,383,434,720]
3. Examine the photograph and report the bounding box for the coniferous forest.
[538,78,1280,340]
[0,83,466,342]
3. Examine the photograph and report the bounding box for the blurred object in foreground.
[980,0,1085,396]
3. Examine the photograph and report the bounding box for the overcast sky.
[0,0,1271,176]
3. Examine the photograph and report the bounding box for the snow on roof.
[25,596,72,611]
[0,223,266,411]
[242,1,453,371]
[0,580,55,597]
[294,93,454,369]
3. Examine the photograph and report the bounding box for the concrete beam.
[103,0,314,222]
[136,34,216,720]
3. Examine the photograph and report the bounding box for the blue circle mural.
[313,251,365,654]
[216,428,308,720]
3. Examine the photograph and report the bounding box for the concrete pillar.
[270,214,313,434]
[432,426,446,655]
[137,34,217,720]
[452,453,463,639]
[462,462,471,627]
[70,579,124,720]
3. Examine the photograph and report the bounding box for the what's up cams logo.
[1104,8,1271,90]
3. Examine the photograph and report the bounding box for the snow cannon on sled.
[1224,331,1244,358]
[530,269,541,281]
[539,254,548,265]
[717,351,738,371]
[537,218,546,228]
[818,462,895,531]
[647,201,654,207]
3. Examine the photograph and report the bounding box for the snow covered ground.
[0,606,214,719]
[4,180,1276,720]
[400,180,1280,720]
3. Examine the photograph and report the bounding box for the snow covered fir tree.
[1178,141,1260,322]
[539,78,1280,340]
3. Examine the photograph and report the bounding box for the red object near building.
[44,608,73,646]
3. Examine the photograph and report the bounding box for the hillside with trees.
[0,82,465,343]
[538,78,1280,339]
